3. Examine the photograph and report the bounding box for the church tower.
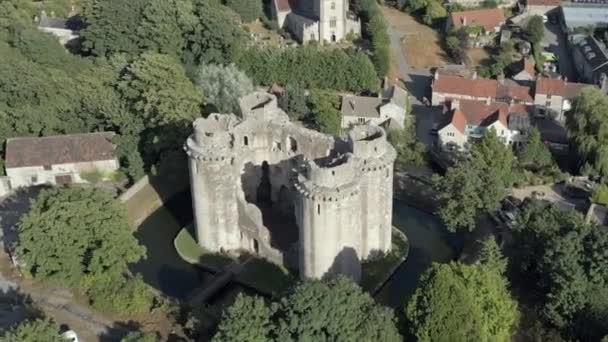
[315,0,347,43]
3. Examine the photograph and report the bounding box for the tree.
[185,0,248,65]
[136,0,196,57]
[80,0,148,57]
[406,262,519,342]
[525,15,544,45]
[478,236,508,275]
[435,131,514,232]
[387,123,427,169]
[197,63,254,114]
[16,188,145,286]
[212,277,401,341]
[226,0,263,23]
[118,52,203,126]
[275,277,401,341]
[308,90,342,135]
[592,184,608,205]
[566,87,608,177]
[0,319,60,342]
[423,0,447,25]
[278,84,309,120]
[213,294,273,342]
[121,331,159,342]
[518,128,553,171]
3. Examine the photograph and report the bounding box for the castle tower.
[185,114,241,252]
[349,125,397,259]
[294,155,362,282]
[315,0,348,43]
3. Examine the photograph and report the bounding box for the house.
[509,58,537,85]
[4,132,119,191]
[431,72,534,106]
[36,11,80,46]
[437,99,533,151]
[561,3,608,33]
[341,86,408,129]
[570,35,608,91]
[272,0,361,44]
[534,77,592,122]
[446,8,506,46]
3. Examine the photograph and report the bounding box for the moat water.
[129,193,461,309]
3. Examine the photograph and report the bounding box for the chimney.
[434,70,440,80]
[497,73,505,84]
[462,17,467,26]
[383,77,390,91]
[486,97,491,105]
[451,99,460,110]
[472,71,477,80]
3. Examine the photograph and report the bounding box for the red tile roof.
[274,0,292,12]
[498,83,534,103]
[433,74,498,98]
[5,132,117,168]
[459,99,509,127]
[535,77,567,96]
[451,109,467,134]
[450,8,506,32]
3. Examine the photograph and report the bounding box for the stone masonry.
[185,91,396,282]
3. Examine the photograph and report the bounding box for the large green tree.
[278,84,309,120]
[0,319,60,342]
[308,90,342,135]
[525,15,544,45]
[518,127,553,171]
[212,277,401,341]
[197,63,254,114]
[566,87,608,177]
[387,122,427,169]
[435,130,514,231]
[16,188,145,286]
[406,262,519,342]
[226,0,263,23]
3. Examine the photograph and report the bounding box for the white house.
[340,86,408,129]
[438,99,532,151]
[534,77,591,122]
[4,132,119,191]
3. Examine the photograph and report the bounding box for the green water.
[375,200,459,308]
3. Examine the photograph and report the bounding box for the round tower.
[348,125,397,260]
[294,155,362,282]
[185,114,241,252]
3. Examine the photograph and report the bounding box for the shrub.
[592,184,608,205]
[86,272,154,317]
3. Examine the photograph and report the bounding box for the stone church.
[271,0,361,43]
[185,92,396,282]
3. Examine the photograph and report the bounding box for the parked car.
[430,123,439,135]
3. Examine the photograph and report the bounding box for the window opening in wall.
[331,1,335,9]
[43,165,51,171]
[317,204,320,215]
[244,136,249,146]
[30,176,37,184]
[332,170,335,176]
[289,137,298,153]
[386,169,389,177]
[253,239,259,254]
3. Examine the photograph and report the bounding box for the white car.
[61,330,78,342]
[542,15,548,23]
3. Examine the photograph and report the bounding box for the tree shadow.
[0,287,41,331]
[0,186,49,255]
[98,320,141,342]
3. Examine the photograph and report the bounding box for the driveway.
[541,20,576,81]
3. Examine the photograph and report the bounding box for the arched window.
[244,136,249,146]
[317,204,321,215]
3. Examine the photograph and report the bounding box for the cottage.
[446,8,505,46]
[534,77,592,122]
[431,72,534,106]
[4,132,119,190]
[437,99,533,151]
[340,86,408,129]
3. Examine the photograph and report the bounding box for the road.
[386,22,442,147]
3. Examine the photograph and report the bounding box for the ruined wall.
[186,91,396,283]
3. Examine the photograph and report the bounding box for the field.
[382,7,449,70]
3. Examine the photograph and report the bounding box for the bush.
[355,0,391,77]
[85,272,154,317]
[0,319,60,342]
[592,184,608,205]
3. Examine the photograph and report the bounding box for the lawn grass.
[360,228,410,292]
[174,227,233,273]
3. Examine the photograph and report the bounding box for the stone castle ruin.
[185,92,396,282]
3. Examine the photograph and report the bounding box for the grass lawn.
[174,227,233,273]
[361,228,410,292]
[382,6,449,70]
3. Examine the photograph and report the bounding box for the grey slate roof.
[341,95,383,118]
[573,35,608,70]
[5,132,117,168]
[562,4,608,30]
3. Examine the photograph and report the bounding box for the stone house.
[570,35,608,91]
[438,99,533,151]
[534,77,592,122]
[509,58,537,86]
[4,132,119,191]
[272,0,360,43]
[431,72,534,106]
[446,8,506,46]
[340,86,408,129]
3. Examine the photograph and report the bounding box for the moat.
[129,191,461,308]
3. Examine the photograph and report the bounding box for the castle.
[185,92,396,282]
[271,0,361,44]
